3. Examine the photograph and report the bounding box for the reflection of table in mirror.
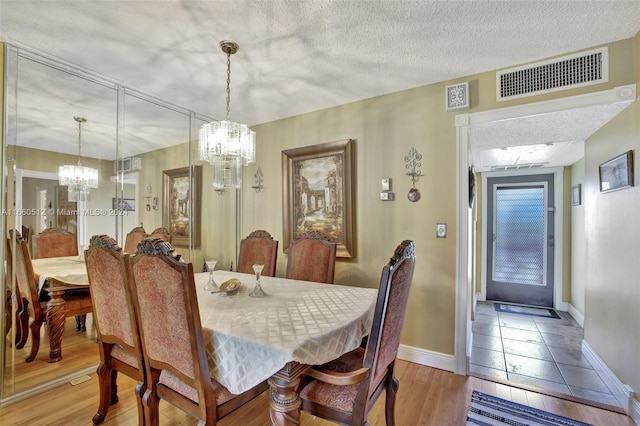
[31,257,92,363]
[196,271,378,426]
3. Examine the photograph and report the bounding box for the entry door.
[486,174,555,307]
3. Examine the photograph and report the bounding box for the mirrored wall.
[1,44,239,399]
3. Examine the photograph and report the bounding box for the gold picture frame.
[282,139,354,258]
[162,165,202,247]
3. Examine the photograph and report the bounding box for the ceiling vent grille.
[497,47,608,101]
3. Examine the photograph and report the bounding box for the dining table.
[31,255,92,362]
[195,270,378,426]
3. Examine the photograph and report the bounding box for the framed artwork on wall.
[162,165,202,247]
[571,184,581,206]
[55,185,77,232]
[599,150,634,193]
[282,139,354,258]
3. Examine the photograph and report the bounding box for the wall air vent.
[114,157,141,174]
[497,47,608,101]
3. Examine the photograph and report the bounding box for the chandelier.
[199,40,255,190]
[59,116,98,202]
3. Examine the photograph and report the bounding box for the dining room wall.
[241,36,638,358]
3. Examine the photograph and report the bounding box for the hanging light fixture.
[59,116,98,202]
[199,40,256,190]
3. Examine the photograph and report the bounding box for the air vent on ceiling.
[497,47,608,101]
[114,157,141,174]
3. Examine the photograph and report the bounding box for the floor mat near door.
[493,303,560,319]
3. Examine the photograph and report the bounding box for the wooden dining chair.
[298,240,416,426]
[32,227,87,331]
[286,230,337,283]
[33,227,78,259]
[237,230,278,276]
[129,238,268,425]
[85,234,145,425]
[124,226,147,254]
[7,231,93,362]
[147,227,172,244]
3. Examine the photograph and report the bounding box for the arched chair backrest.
[124,226,147,254]
[237,230,278,277]
[148,227,172,244]
[286,230,336,284]
[33,227,77,258]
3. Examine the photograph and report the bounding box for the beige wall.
[582,32,640,397]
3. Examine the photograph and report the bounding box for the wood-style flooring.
[0,358,634,425]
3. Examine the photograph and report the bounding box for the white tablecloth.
[31,256,88,291]
[196,270,378,394]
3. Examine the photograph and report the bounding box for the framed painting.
[599,150,633,193]
[112,198,135,211]
[55,185,77,232]
[571,184,581,206]
[162,165,202,247]
[282,139,354,258]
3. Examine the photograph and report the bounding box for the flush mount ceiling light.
[199,40,256,190]
[58,116,98,202]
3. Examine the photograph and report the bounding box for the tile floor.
[470,301,621,408]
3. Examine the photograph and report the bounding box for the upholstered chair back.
[148,227,172,244]
[33,227,77,258]
[237,230,278,277]
[285,230,336,284]
[6,233,39,320]
[124,226,147,254]
[85,234,145,424]
[364,240,416,392]
[130,238,219,423]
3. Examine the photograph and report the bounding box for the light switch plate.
[380,191,394,201]
[436,223,447,238]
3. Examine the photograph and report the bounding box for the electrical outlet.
[436,223,447,238]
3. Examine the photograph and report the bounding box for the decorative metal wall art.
[405,147,423,202]
[251,167,264,192]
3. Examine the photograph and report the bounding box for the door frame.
[481,169,562,307]
[453,84,636,375]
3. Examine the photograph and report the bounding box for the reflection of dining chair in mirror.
[148,227,172,244]
[237,230,278,277]
[286,230,337,284]
[21,225,31,243]
[129,239,268,425]
[32,227,85,331]
[85,234,145,425]
[298,240,416,426]
[33,227,78,259]
[124,226,147,254]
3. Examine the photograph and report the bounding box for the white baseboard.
[397,344,456,373]
[582,340,636,415]
[567,303,585,327]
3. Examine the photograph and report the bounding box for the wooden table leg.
[45,286,67,363]
[268,362,309,426]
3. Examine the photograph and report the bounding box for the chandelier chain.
[225,51,231,121]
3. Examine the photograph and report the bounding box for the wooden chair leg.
[384,374,399,426]
[135,381,146,426]
[15,297,29,349]
[25,317,43,363]
[75,314,87,332]
[93,362,113,424]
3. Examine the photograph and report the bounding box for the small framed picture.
[571,184,581,206]
[599,150,634,193]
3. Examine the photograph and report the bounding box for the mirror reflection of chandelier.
[58,116,99,202]
[199,40,255,190]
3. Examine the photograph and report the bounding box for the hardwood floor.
[0,359,634,425]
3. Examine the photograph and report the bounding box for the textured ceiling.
[1,1,640,166]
